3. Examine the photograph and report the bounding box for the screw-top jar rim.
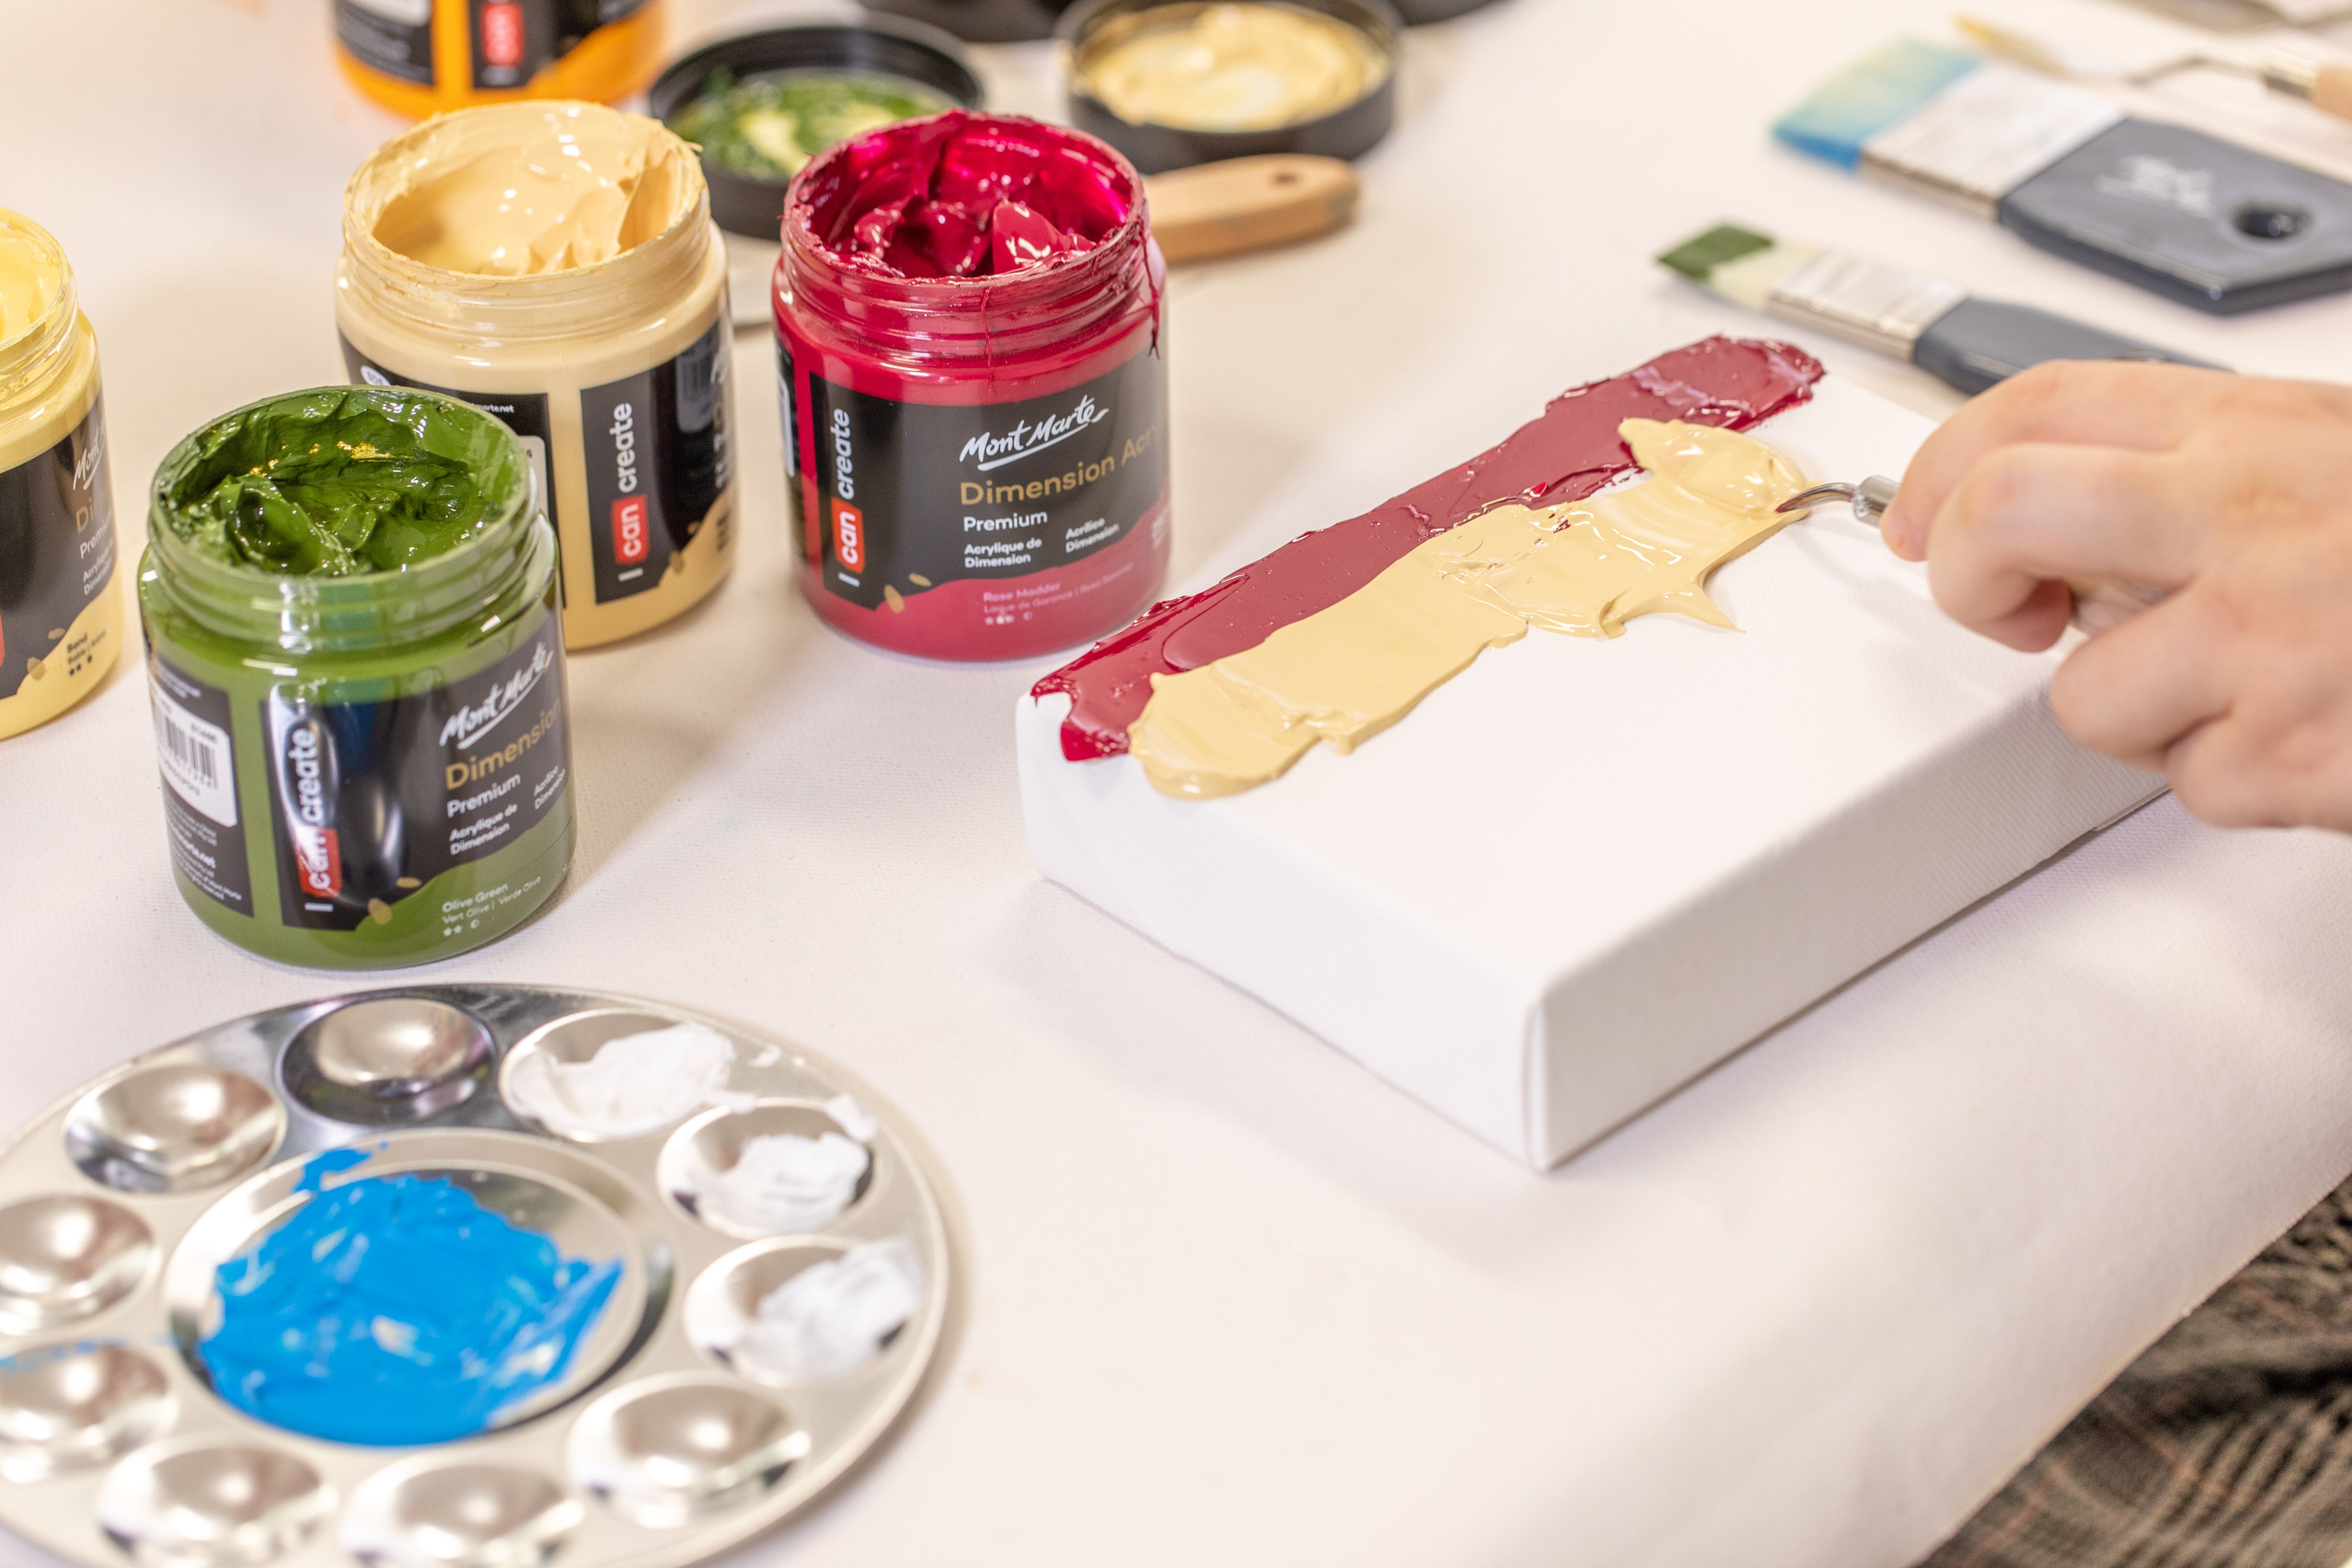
[339,101,715,345]
[0,209,82,415]
[145,387,544,657]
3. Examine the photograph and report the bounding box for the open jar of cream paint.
[139,387,575,970]
[338,100,735,651]
[775,110,1169,661]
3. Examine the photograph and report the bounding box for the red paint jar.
[774,111,1168,660]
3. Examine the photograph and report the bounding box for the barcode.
[162,712,220,787]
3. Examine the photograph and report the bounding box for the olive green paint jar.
[139,386,575,969]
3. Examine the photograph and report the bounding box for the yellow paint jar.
[336,102,736,649]
[333,0,667,120]
[0,210,121,741]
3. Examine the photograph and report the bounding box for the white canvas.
[1018,374,2162,1167]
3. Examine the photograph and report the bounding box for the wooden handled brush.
[1143,156,1361,264]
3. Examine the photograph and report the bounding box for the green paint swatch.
[672,69,952,181]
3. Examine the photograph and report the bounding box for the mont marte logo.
[613,496,649,566]
[832,500,866,571]
[440,641,555,753]
[956,394,1112,474]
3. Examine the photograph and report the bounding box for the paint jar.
[1057,0,1401,175]
[0,210,121,741]
[333,0,667,121]
[337,101,735,651]
[139,386,575,971]
[776,111,1169,660]
[648,20,986,241]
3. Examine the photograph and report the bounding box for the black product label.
[261,617,570,931]
[579,316,732,604]
[340,338,560,554]
[336,0,436,85]
[470,0,651,89]
[0,397,116,701]
[775,331,799,482]
[809,345,1165,611]
[150,656,254,916]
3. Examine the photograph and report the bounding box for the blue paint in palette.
[199,1150,621,1447]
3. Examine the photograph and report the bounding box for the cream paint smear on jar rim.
[1126,419,1809,799]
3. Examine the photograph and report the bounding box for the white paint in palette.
[822,1093,879,1142]
[694,1133,870,1236]
[729,1239,927,1385]
[683,1091,882,1235]
[506,1021,754,1139]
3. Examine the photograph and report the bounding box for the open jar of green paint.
[139,386,575,970]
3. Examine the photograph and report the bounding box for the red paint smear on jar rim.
[792,110,1138,280]
[1030,336,1827,762]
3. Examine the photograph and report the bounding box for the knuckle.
[1998,359,2080,418]
[2048,654,2109,748]
[1947,448,2035,538]
[2167,757,2261,828]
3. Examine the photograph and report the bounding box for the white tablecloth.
[8,0,2352,1563]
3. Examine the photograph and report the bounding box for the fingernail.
[1882,509,1923,561]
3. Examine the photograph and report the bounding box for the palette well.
[0,988,950,1568]
[1017,362,2161,1168]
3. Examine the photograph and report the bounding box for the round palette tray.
[0,986,952,1568]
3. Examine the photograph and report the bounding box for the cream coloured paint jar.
[336,100,735,650]
[0,209,121,741]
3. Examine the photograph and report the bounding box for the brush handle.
[2322,66,2352,122]
[2261,55,2352,124]
[1912,299,2223,396]
[1143,156,1361,264]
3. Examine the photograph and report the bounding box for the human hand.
[1881,360,2352,831]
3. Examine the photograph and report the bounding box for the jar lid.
[1056,0,1401,176]
[650,21,986,241]
[1389,0,1500,19]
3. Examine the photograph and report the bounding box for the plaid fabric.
[1921,1175,2352,1568]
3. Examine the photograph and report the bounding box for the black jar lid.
[1055,0,1403,176]
[856,0,1491,46]
[1390,0,1498,19]
[650,20,986,241]
[860,0,1078,44]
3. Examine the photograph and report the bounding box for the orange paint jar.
[333,0,667,119]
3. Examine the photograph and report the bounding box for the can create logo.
[613,496,649,566]
[831,500,865,572]
[480,1,524,67]
[294,827,343,898]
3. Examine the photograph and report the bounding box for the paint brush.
[1658,223,2220,394]
[1772,37,2352,313]
[2122,0,2352,28]
[1954,16,2352,125]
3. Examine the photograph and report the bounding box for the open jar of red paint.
[774,110,1168,660]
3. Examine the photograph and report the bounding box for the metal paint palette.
[0,987,952,1568]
